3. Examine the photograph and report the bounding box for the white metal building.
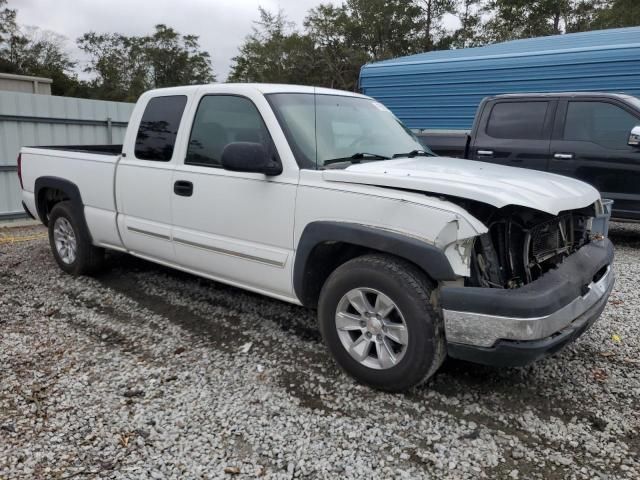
[0,90,134,218]
[0,72,53,95]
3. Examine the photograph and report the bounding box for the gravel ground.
[1,222,639,479]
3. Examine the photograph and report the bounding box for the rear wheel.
[318,254,446,392]
[48,201,104,275]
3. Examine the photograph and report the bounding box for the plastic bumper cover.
[441,239,615,366]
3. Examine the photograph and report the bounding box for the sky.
[11,0,342,80]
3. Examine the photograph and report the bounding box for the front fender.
[293,221,457,306]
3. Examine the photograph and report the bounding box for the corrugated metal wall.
[0,91,134,218]
[359,27,640,130]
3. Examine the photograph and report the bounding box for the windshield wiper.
[392,149,436,158]
[323,152,390,166]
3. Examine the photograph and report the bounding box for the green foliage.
[589,0,640,29]
[1,1,214,101]
[78,25,215,102]
[228,0,640,90]
[77,32,146,101]
[2,0,640,101]
[416,0,457,50]
[566,1,607,32]
[228,8,320,85]
[229,0,453,90]
[0,0,18,65]
[482,0,571,42]
[10,28,74,75]
[0,0,82,96]
[145,25,214,88]
[450,0,486,48]
[346,0,425,58]
[482,0,640,40]
[304,4,365,90]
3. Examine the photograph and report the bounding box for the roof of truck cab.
[144,83,370,98]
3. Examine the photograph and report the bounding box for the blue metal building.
[359,27,640,131]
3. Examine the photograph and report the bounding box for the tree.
[346,0,424,59]
[479,1,637,41]
[565,0,606,32]
[305,4,367,90]
[1,1,214,100]
[416,0,457,51]
[78,25,215,102]
[78,32,145,101]
[229,8,321,85]
[9,27,75,75]
[229,2,427,90]
[0,0,13,39]
[0,0,81,96]
[483,0,640,42]
[6,0,640,103]
[451,0,486,48]
[307,0,427,88]
[11,27,82,96]
[228,7,293,82]
[482,0,573,42]
[0,0,24,72]
[144,25,214,88]
[589,0,640,29]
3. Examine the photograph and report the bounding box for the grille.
[530,215,572,263]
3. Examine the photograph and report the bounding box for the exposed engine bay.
[464,205,596,289]
[414,189,603,287]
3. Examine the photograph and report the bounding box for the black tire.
[318,254,446,392]
[48,201,104,275]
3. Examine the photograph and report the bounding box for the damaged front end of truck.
[440,199,615,366]
[322,155,616,366]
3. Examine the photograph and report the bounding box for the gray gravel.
[1,222,639,479]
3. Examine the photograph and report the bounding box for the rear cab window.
[134,95,187,161]
[486,102,549,140]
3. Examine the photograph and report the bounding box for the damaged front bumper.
[441,239,615,367]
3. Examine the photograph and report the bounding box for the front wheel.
[318,254,446,392]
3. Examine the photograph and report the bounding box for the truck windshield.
[267,93,430,169]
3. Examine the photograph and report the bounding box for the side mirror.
[221,142,282,176]
[628,126,640,147]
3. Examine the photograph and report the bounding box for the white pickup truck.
[19,84,614,391]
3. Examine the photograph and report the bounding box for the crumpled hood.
[322,157,601,215]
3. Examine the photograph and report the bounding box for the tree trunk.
[425,0,433,51]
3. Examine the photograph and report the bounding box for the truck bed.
[417,131,469,158]
[33,144,124,155]
[20,145,122,250]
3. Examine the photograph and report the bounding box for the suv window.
[134,95,187,161]
[564,101,639,149]
[486,102,548,140]
[186,95,271,168]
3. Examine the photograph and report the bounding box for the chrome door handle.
[477,150,494,156]
[554,153,574,160]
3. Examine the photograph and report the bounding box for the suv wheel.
[318,254,446,392]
